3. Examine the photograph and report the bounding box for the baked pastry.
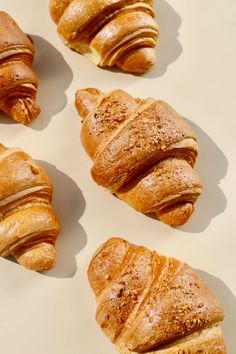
[88,237,226,353]
[0,144,60,270]
[49,0,159,73]
[0,11,40,124]
[75,88,202,227]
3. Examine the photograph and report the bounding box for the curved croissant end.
[0,12,40,124]
[4,96,41,125]
[88,238,226,353]
[75,88,102,120]
[14,242,56,271]
[75,88,202,227]
[49,0,159,73]
[117,47,156,73]
[0,144,60,271]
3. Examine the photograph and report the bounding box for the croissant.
[0,11,40,124]
[0,144,60,271]
[49,0,159,73]
[88,237,226,353]
[75,88,202,227]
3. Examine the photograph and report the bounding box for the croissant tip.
[10,97,41,125]
[75,88,102,120]
[75,88,102,98]
[14,242,56,271]
[117,48,156,74]
[158,203,194,227]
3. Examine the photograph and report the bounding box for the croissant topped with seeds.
[49,0,159,73]
[75,88,202,227]
[0,144,60,271]
[88,237,226,353]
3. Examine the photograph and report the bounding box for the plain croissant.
[75,88,202,227]
[0,144,60,271]
[49,0,159,73]
[0,11,40,124]
[88,237,226,353]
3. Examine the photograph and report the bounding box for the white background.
[0,0,235,353]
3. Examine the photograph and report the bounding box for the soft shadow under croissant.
[75,88,203,227]
[88,237,226,353]
[49,0,159,73]
[0,11,40,124]
[0,144,60,271]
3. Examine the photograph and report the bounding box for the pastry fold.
[88,237,226,353]
[0,11,40,124]
[49,0,159,73]
[75,88,202,226]
[0,144,60,271]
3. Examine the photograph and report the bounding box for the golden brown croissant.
[88,237,226,353]
[75,88,202,227]
[49,0,159,73]
[0,144,60,271]
[0,11,40,124]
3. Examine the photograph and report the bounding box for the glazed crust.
[0,144,60,271]
[49,0,159,73]
[0,11,40,124]
[88,238,226,353]
[75,88,202,226]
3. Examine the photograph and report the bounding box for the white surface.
[0,0,235,353]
